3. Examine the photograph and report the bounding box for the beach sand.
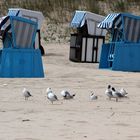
[0,43,140,140]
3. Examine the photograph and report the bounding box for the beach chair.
[70,10,106,63]
[0,16,44,77]
[98,13,140,71]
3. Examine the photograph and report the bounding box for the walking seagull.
[46,88,58,104]
[22,88,32,100]
[90,92,98,100]
[61,90,75,100]
[112,87,123,102]
[105,85,113,100]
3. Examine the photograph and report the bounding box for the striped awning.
[70,10,107,36]
[70,11,86,28]
[98,13,120,29]
[0,16,11,31]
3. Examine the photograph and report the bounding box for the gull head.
[108,85,111,89]
[46,87,52,94]
[112,87,115,91]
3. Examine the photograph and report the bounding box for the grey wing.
[106,91,113,97]
[27,91,32,96]
[108,91,113,96]
[65,91,71,97]
[54,94,58,100]
[117,92,123,97]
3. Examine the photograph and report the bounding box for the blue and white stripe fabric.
[8,9,20,16]
[98,13,120,29]
[70,10,107,36]
[70,11,86,28]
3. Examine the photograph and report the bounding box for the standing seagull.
[60,90,75,100]
[22,88,32,100]
[112,87,123,102]
[119,88,128,97]
[105,85,113,100]
[46,88,58,104]
[90,92,98,100]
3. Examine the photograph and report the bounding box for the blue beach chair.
[0,16,44,77]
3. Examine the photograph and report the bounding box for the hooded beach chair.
[98,13,140,71]
[69,10,107,63]
[0,16,44,77]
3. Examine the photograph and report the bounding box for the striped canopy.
[98,13,121,29]
[70,11,86,28]
[98,13,140,43]
[70,10,107,36]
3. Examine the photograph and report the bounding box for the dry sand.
[0,43,140,140]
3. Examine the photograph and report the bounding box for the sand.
[0,43,140,140]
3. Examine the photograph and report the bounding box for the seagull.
[46,89,58,104]
[22,88,32,100]
[112,87,123,102]
[90,92,98,100]
[105,85,113,100]
[60,90,75,100]
[119,88,128,97]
